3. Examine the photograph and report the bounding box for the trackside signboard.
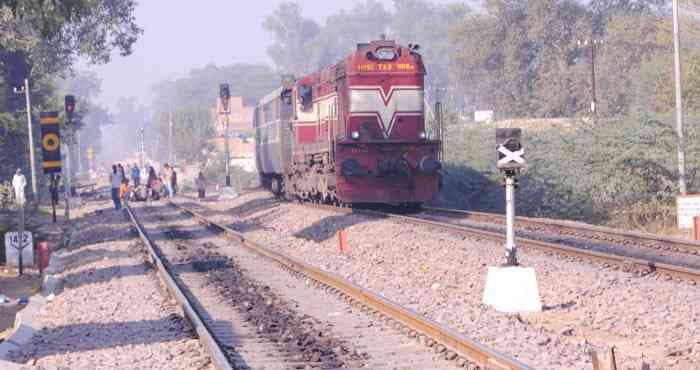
[676,194,700,229]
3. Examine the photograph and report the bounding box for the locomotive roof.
[258,86,286,106]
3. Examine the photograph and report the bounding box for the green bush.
[436,113,700,230]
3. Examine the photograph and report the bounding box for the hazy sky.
[81,0,460,109]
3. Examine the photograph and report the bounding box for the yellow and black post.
[40,112,62,221]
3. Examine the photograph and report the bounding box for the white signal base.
[219,186,238,200]
[482,266,542,313]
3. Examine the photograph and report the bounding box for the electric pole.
[673,0,688,195]
[64,95,76,220]
[577,39,603,115]
[77,130,82,175]
[140,127,145,168]
[63,136,71,220]
[24,79,37,199]
[168,108,173,166]
[13,79,38,200]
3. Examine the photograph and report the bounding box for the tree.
[307,0,390,69]
[150,63,280,164]
[57,70,112,171]
[448,0,678,118]
[152,63,280,112]
[0,0,141,179]
[263,2,320,75]
[391,0,469,102]
[99,96,147,163]
[1,0,142,70]
[154,106,213,163]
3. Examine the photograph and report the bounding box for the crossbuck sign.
[497,145,525,168]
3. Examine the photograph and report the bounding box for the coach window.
[263,102,272,124]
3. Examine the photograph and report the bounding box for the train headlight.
[419,131,427,140]
[351,131,360,140]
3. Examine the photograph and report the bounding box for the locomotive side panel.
[255,87,293,192]
[286,70,340,201]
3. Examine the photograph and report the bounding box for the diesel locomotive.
[254,38,442,205]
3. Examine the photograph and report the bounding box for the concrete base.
[5,244,34,268]
[482,266,542,313]
[219,186,238,200]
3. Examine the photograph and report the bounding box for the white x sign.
[497,145,525,166]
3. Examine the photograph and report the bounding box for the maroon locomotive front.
[254,39,441,205]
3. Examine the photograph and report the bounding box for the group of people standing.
[109,163,179,210]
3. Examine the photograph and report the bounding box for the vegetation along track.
[300,203,700,283]
[160,200,532,370]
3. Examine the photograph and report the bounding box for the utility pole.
[673,0,688,195]
[140,127,145,168]
[577,39,603,115]
[64,95,76,220]
[168,108,173,165]
[13,79,38,200]
[77,130,82,175]
[63,134,71,220]
[24,79,37,199]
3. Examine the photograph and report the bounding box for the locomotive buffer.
[482,128,541,313]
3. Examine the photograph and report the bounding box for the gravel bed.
[419,212,700,270]
[137,202,459,369]
[175,191,700,370]
[6,201,213,370]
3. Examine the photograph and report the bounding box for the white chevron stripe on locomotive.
[349,86,424,138]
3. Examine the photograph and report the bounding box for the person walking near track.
[119,178,130,207]
[118,163,126,181]
[195,171,206,199]
[146,166,157,202]
[109,164,122,210]
[163,164,174,198]
[171,166,178,196]
[131,163,140,187]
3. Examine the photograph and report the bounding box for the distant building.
[214,96,254,137]
[474,110,494,123]
[208,137,257,173]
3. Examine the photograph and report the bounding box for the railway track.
[299,203,700,282]
[127,200,531,370]
[424,206,700,256]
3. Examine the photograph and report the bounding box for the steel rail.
[170,201,532,370]
[125,205,233,370]
[424,206,700,253]
[310,204,700,281]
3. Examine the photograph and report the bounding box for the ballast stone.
[482,266,542,313]
[219,186,238,200]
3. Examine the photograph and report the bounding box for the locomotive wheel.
[406,202,423,213]
[270,176,284,197]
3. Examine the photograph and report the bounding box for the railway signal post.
[40,111,62,223]
[218,83,237,199]
[483,128,541,313]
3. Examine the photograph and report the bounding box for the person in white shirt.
[12,168,26,206]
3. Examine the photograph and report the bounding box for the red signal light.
[65,95,76,114]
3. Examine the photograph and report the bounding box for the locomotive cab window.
[298,84,312,110]
[281,89,292,105]
[376,48,396,61]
